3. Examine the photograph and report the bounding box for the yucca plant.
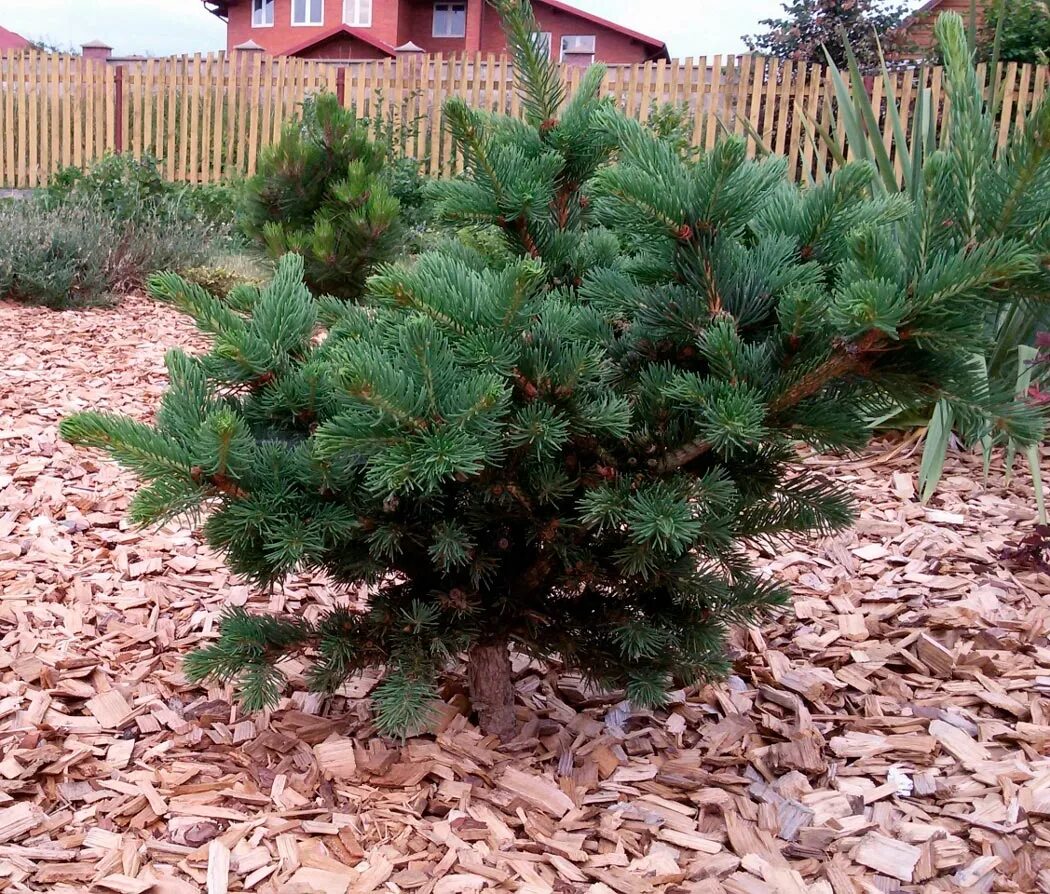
[807,13,1050,510]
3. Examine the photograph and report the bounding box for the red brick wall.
[224,0,659,63]
[902,0,987,54]
[398,0,468,53]
[225,0,401,53]
[480,3,657,63]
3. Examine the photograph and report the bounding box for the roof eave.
[202,0,230,21]
[282,24,397,57]
[535,0,667,53]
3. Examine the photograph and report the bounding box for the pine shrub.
[240,93,403,300]
[62,3,1046,738]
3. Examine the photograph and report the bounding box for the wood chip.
[853,832,922,882]
[1,297,1047,892]
[929,719,990,769]
[500,766,575,818]
[85,689,133,728]
[0,803,45,843]
[313,737,358,779]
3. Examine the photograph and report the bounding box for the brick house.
[0,26,32,51]
[201,0,668,63]
[899,0,989,54]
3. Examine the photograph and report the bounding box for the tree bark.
[467,637,516,741]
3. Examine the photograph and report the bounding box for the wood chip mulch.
[2,295,1050,894]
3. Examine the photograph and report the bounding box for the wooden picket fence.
[0,49,1046,188]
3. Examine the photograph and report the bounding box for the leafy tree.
[29,37,80,55]
[241,93,403,300]
[744,0,910,67]
[62,2,1044,740]
[979,0,1050,63]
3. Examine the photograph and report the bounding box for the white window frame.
[291,0,325,27]
[252,0,274,27]
[560,34,596,63]
[432,2,467,38]
[343,0,372,27]
[531,31,552,59]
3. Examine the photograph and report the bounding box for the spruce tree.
[62,2,1044,740]
[241,93,402,300]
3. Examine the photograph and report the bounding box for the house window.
[561,34,596,64]
[433,2,466,38]
[531,32,552,59]
[252,0,274,27]
[344,0,372,27]
[292,0,324,26]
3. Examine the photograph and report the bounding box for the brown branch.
[652,331,886,475]
[516,216,541,258]
[703,256,722,315]
[190,466,249,499]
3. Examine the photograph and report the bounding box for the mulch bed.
[1,295,1049,894]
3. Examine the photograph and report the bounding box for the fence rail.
[0,50,1046,188]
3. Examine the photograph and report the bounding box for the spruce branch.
[653,330,887,474]
[487,0,566,128]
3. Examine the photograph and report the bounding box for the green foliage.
[978,0,1050,64]
[62,1,1048,734]
[43,152,240,234]
[240,93,404,300]
[0,195,220,309]
[180,262,268,300]
[644,102,700,161]
[1,152,244,308]
[0,201,110,309]
[743,0,911,67]
[808,13,1050,499]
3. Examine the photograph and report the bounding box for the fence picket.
[0,52,1043,187]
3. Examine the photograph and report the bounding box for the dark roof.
[202,0,231,19]
[282,23,398,56]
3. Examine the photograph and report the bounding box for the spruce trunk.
[467,637,516,740]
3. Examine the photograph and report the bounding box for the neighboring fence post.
[336,66,346,107]
[114,64,125,154]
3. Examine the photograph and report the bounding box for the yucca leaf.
[919,400,954,504]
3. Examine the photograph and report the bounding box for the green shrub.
[240,93,403,300]
[3,153,245,309]
[807,13,1050,504]
[384,156,432,233]
[0,201,112,309]
[0,195,226,309]
[979,0,1050,64]
[43,153,242,238]
[180,262,267,299]
[43,153,171,219]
